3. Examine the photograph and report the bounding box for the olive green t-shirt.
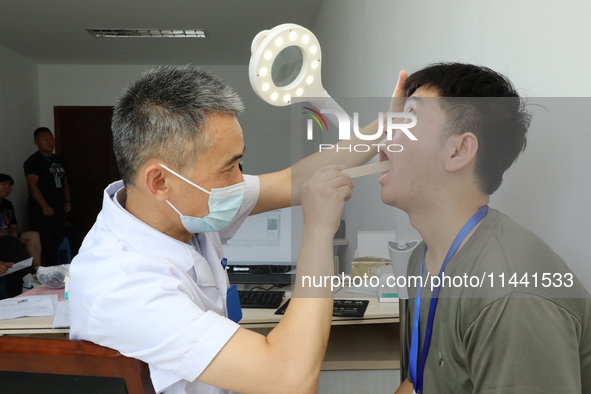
[405,208,591,393]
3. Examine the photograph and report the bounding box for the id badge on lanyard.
[409,206,488,394]
[222,256,243,323]
[46,157,63,189]
[226,284,242,323]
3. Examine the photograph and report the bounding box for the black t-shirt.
[23,151,67,211]
[0,198,17,234]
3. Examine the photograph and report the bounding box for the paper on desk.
[52,300,70,328]
[0,257,33,278]
[0,294,57,320]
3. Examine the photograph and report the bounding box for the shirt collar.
[101,180,198,272]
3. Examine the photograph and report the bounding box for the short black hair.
[0,174,14,185]
[34,127,52,140]
[404,62,531,195]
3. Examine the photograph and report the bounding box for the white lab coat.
[69,175,260,394]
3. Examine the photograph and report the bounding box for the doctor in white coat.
[69,65,405,394]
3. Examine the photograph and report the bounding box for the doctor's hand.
[0,261,14,276]
[301,165,353,237]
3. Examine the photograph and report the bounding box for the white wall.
[39,64,291,176]
[313,0,591,289]
[0,44,39,227]
[4,1,590,289]
[0,61,289,229]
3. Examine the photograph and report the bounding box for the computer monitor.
[222,207,303,284]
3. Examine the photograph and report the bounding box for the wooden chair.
[0,336,156,394]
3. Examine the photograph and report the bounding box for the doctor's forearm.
[265,227,335,390]
[196,229,335,394]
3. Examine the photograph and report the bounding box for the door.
[54,106,120,237]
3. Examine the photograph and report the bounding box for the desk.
[0,288,401,393]
[244,288,401,393]
[238,288,400,374]
[0,287,68,335]
[1,289,398,338]
[0,315,69,335]
[240,293,399,328]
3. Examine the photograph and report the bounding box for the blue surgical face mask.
[159,164,245,233]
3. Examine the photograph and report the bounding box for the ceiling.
[0,0,324,65]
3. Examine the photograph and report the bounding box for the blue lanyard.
[409,206,488,393]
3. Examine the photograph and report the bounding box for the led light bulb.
[306,76,314,84]
[289,31,297,41]
[262,83,270,91]
[310,45,318,54]
[296,88,304,96]
[275,37,283,47]
[271,92,279,101]
[264,50,272,60]
[259,67,268,76]
[311,60,319,69]
[283,94,291,103]
[302,35,310,44]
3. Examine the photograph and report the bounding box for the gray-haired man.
[69,65,395,394]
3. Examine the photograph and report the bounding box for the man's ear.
[444,132,478,173]
[142,163,171,201]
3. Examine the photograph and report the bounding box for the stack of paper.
[0,294,57,320]
[52,300,70,328]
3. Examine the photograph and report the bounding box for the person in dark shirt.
[23,127,71,266]
[0,175,37,299]
[0,235,35,299]
[0,173,41,267]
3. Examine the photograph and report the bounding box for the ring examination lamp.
[249,23,330,107]
[249,23,420,300]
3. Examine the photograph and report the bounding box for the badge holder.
[226,284,242,323]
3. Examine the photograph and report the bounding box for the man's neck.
[39,150,53,157]
[409,195,489,275]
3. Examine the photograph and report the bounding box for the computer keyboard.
[274,299,370,317]
[238,290,286,308]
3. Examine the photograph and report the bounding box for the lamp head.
[249,23,328,106]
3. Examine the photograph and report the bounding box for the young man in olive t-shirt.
[381,63,591,394]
